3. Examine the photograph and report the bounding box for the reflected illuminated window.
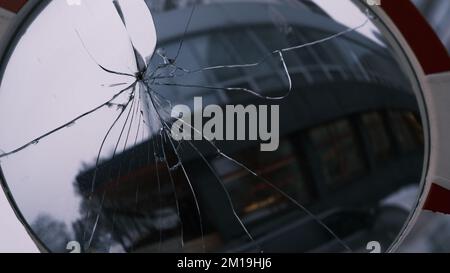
[212,140,313,226]
[388,111,422,153]
[361,112,392,162]
[309,119,367,187]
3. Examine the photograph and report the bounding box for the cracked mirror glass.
[0,0,425,253]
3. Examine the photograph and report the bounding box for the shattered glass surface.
[0,0,425,253]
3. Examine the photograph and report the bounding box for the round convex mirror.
[0,0,427,253]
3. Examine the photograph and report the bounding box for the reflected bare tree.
[31,214,71,252]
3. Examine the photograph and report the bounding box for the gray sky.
[0,0,156,251]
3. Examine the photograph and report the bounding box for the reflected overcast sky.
[0,0,156,225]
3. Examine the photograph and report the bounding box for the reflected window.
[212,140,313,226]
[361,112,392,162]
[204,33,244,82]
[388,111,422,153]
[302,30,338,65]
[309,119,367,187]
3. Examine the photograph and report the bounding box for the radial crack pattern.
[0,2,377,253]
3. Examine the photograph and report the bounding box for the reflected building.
[73,0,424,253]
